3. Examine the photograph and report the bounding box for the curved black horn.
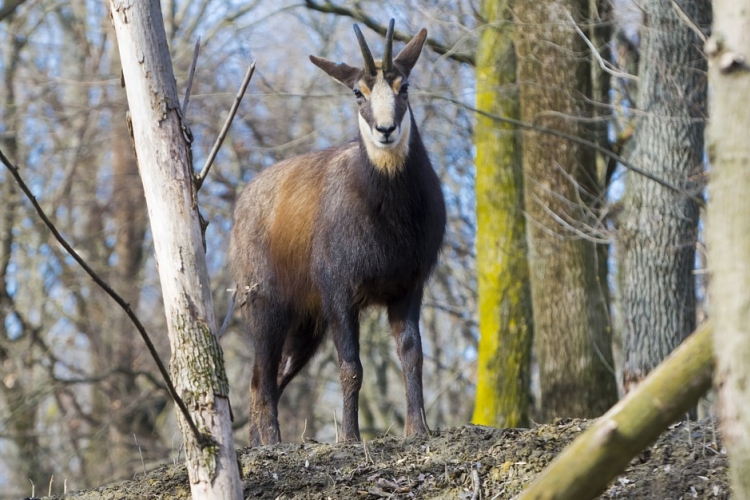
[382,19,395,74]
[353,24,377,75]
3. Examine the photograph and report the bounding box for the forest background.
[0,0,716,497]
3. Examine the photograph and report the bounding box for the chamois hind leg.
[246,298,289,445]
[276,318,326,395]
[387,288,428,436]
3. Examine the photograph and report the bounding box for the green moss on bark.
[472,0,533,429]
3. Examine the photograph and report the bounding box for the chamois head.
[310,20,428,175]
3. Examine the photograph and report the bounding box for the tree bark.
[618,0,709,393]
[518,322,713,500]
[706,1,750,495]
[109,1,242,498]
[472,0,533,429]
[516,0,618,419]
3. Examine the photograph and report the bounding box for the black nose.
[376,125,397,138]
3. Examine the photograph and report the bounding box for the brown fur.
[230,147,355,315]
[269,158,325,313]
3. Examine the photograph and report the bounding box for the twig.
[55,366,167,391]
[29,479,34,499]
[216,288,237,339]
[334,410,339,443]
[421,407,431,435]
[301,418,307,443]
[363,439,374,464]
[384,422,394,437]
[182,37,201,116]
[471,468,482,500]
[685,413,693,448]
[0,148,206,446]
[48,475,54,497]
[303,0,475,66]
[195,61,256,190]
[134,434,147,478]
[710,407,718,448]
[531,193,611,244]
[564,10,638,82]
[439,96,706,209]
[670,0,707,44]
[0,0,26,23]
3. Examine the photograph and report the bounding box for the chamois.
[229,19,446,445]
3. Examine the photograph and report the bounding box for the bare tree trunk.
[472,0,533,428]
[109,1,242,497]
[618,0,709,393]
[516,0,618,419]
[91,39,155,483]
[707,0,750,495]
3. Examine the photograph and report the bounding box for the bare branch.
[532,193,611,244]
[439,96,706,208]
[670,0,708,44]
[303,0,475,66]
[0,148,205,446]
[55,366,168,393]
[216,288,237,339]
[182,37,201,116]
[195,61,256,190]
[564,10,638,82]
[0,0,26,23]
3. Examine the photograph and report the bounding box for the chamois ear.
[310,56,361,89]
[394,28,427,77]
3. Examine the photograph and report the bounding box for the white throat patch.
[359,109,411,176]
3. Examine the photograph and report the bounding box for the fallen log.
[519,322,714,500]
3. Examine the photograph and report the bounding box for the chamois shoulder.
[234,144,356,207]
[231,145,358,244]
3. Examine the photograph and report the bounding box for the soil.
[50,418,728,499]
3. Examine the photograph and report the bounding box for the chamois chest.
[312,157,445,304]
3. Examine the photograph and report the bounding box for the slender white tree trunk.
[707,0,750,496]
[109,1,242,498]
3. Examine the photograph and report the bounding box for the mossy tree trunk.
[472,0,533,429]
[516,0,618,419]
[706,0,750,496]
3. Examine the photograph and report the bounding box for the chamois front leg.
[329,299,363,442]
[388,289,428,436]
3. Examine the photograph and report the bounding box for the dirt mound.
[53,418,728,499]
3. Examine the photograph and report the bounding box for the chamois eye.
[400,83,409,94]
[353,89,363,99]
